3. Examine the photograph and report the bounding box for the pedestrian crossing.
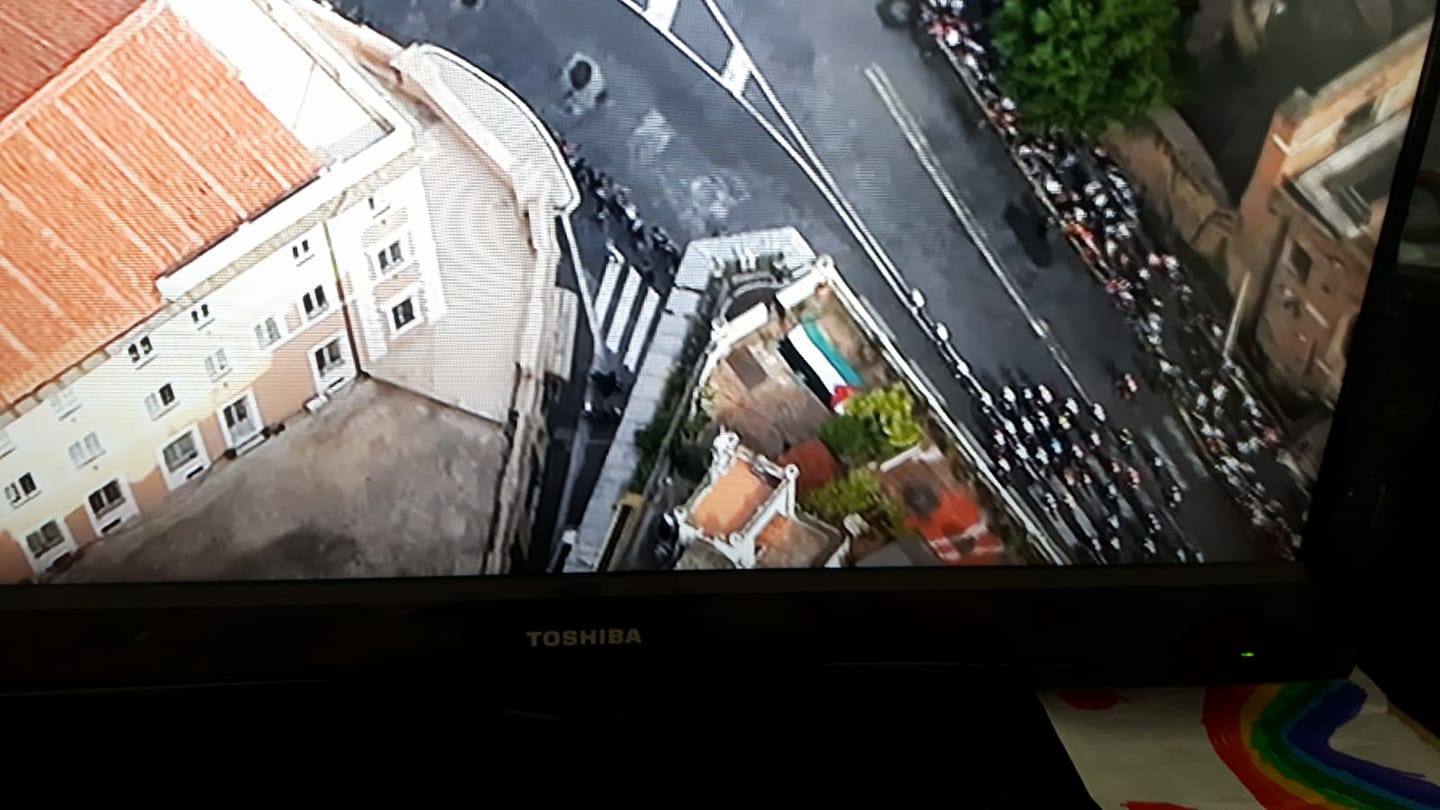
[642,0,680,30]
[1161,414,1209,480]
[594,244,626,319]
[593,239,664,373]
[626,0,755,97]
[606,267,644,354]
[625,288,662,370]
[1131,414,1210,496]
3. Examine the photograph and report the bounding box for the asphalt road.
[701,0,1263,560]
[335,0,1264,563]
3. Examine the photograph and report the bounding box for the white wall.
[327,167,447,366]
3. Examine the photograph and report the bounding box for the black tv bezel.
[3,16,1438,691]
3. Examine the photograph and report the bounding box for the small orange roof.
[753,514,840,568]
[0,1,317,406]
[690,463,775,538]
[907,488,983,542]
[755,515,794,553]
[778,438,840,494]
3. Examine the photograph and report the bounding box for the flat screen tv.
[1,0,1436,688]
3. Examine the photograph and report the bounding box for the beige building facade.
[0,0,577,581]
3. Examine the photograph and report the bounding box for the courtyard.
[55,379,509,583]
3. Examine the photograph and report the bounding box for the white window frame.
[0,426,14,459]
[291,236,314,265]
[68,431,105,469]
[190,302,214,329]
[309,333,354,393]
[49,386,81,419]
[158,425,209,490]
[144,383,179,421]
[205,348,231,382]
[127,335,156,367]
[374,234,407,280]
[386,285,423,337]
[367,191,390,217]
[85,477,139,537]
[255,315,287,351]
[218,391,265,450]
[4,472,39,509]
[17,517,75,574]
[300,284,331,323]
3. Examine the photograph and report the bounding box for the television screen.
[0,0,1431,582]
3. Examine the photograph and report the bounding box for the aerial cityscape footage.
[0,0,1430,581]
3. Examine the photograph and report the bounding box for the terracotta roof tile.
[0,0,146,120]
[0,3,317,405]
[691,463,775,538]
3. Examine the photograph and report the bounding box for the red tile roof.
[0,0,145,120]
[778,438,840,494]
[0,0,318,406]
[907,488,983,542]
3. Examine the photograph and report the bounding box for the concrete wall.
[1103,109,1236,266]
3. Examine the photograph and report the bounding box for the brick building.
[0,0,578,580]
[1221,1,1432,405]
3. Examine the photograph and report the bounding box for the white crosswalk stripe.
[1141,430,1189,491]
[642,0,681,30]
[719,42,753,96]
[623,0,753,96]
[1161,414,1208,481]
[625,288,662,371]
[594,242,625,327]
[606,268,644,353]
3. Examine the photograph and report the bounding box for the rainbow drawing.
[1203,682,1440,809]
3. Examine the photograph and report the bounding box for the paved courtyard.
[56,379,508,583]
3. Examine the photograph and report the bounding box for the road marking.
[614,0,1068,561]
[719,43,753,96]
[643,0,680,31]
[863,63,1093,403]
[629,110,675,165]
[1163,414,1209,479]
[625,288,662,370]
[607,268,643,353]
[1142,428,1189,490]
[595,243,625,325]
[559,217,607,358]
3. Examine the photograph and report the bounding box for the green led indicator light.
[1240,651,1256,659]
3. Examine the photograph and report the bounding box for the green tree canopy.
[992,0,1191,138]
[846,384,925,451]
[800,469,905,531]
[819,413,888,464]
